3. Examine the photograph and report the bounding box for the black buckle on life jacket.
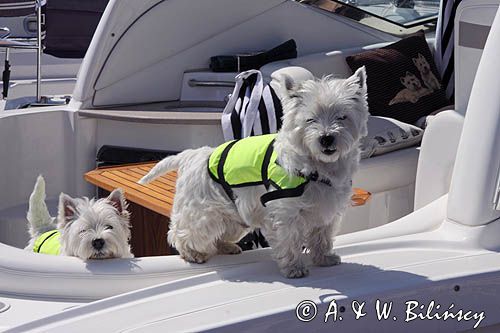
[308,171,318,181]
[297,170,332,187]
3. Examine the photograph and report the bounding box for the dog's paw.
[313,253,341,267]
[281,266,309,279]
[181,250,209,264]
[217,242,242,255]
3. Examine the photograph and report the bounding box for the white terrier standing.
[26,175,134,259]
[139,67,369,278]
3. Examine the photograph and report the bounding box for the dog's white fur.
[139,67,369,278]
[25,175,133,259]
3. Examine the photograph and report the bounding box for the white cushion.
[361,116,423,159]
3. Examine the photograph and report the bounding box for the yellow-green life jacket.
[208,134,310,206]
[33,230,61,255]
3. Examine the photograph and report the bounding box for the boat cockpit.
[0,0,499,331]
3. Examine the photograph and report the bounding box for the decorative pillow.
[346,31,449,124]
[360,116,424,159]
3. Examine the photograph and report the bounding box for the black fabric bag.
[43,0,109,58]
[210,39,297,72]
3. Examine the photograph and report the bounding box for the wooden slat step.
[85,163,175,216]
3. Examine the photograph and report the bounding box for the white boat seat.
[260,32,473,214]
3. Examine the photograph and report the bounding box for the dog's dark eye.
[79,229,86,234]
[337,115,347,121]
[104,225,113,230]
[306,118,316,124]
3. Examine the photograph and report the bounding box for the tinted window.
[300,0,439,35]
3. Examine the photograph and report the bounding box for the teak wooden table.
[85,162,371,257]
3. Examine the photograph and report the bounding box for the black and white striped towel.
[434,0,463,102]
[221,70,283,141]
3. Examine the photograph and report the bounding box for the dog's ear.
[58,193,77,227]
[107,188,128,215]
[276,73,302,101]
[346,66,367,96]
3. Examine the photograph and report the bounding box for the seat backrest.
[455,0,499,115]
[261,42,391,82]
[414,110,464,210]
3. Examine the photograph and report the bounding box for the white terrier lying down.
[25,175,133,259]
[139,67,369,278]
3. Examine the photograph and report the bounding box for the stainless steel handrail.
[0,27,10,39]
[188,79,235,88]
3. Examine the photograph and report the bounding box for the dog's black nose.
[92,238,105,250]
[319,135,335,148]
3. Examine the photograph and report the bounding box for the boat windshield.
[300,0,439,35]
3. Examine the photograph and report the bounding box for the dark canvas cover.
[0,0,37,17]
[43,0,109,58]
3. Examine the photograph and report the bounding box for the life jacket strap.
[260,181,308,207]
[216,140,238,201]
[260,139,275,190]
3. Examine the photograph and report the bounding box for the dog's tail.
[27,175,55,237]
[138,153,185,185]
